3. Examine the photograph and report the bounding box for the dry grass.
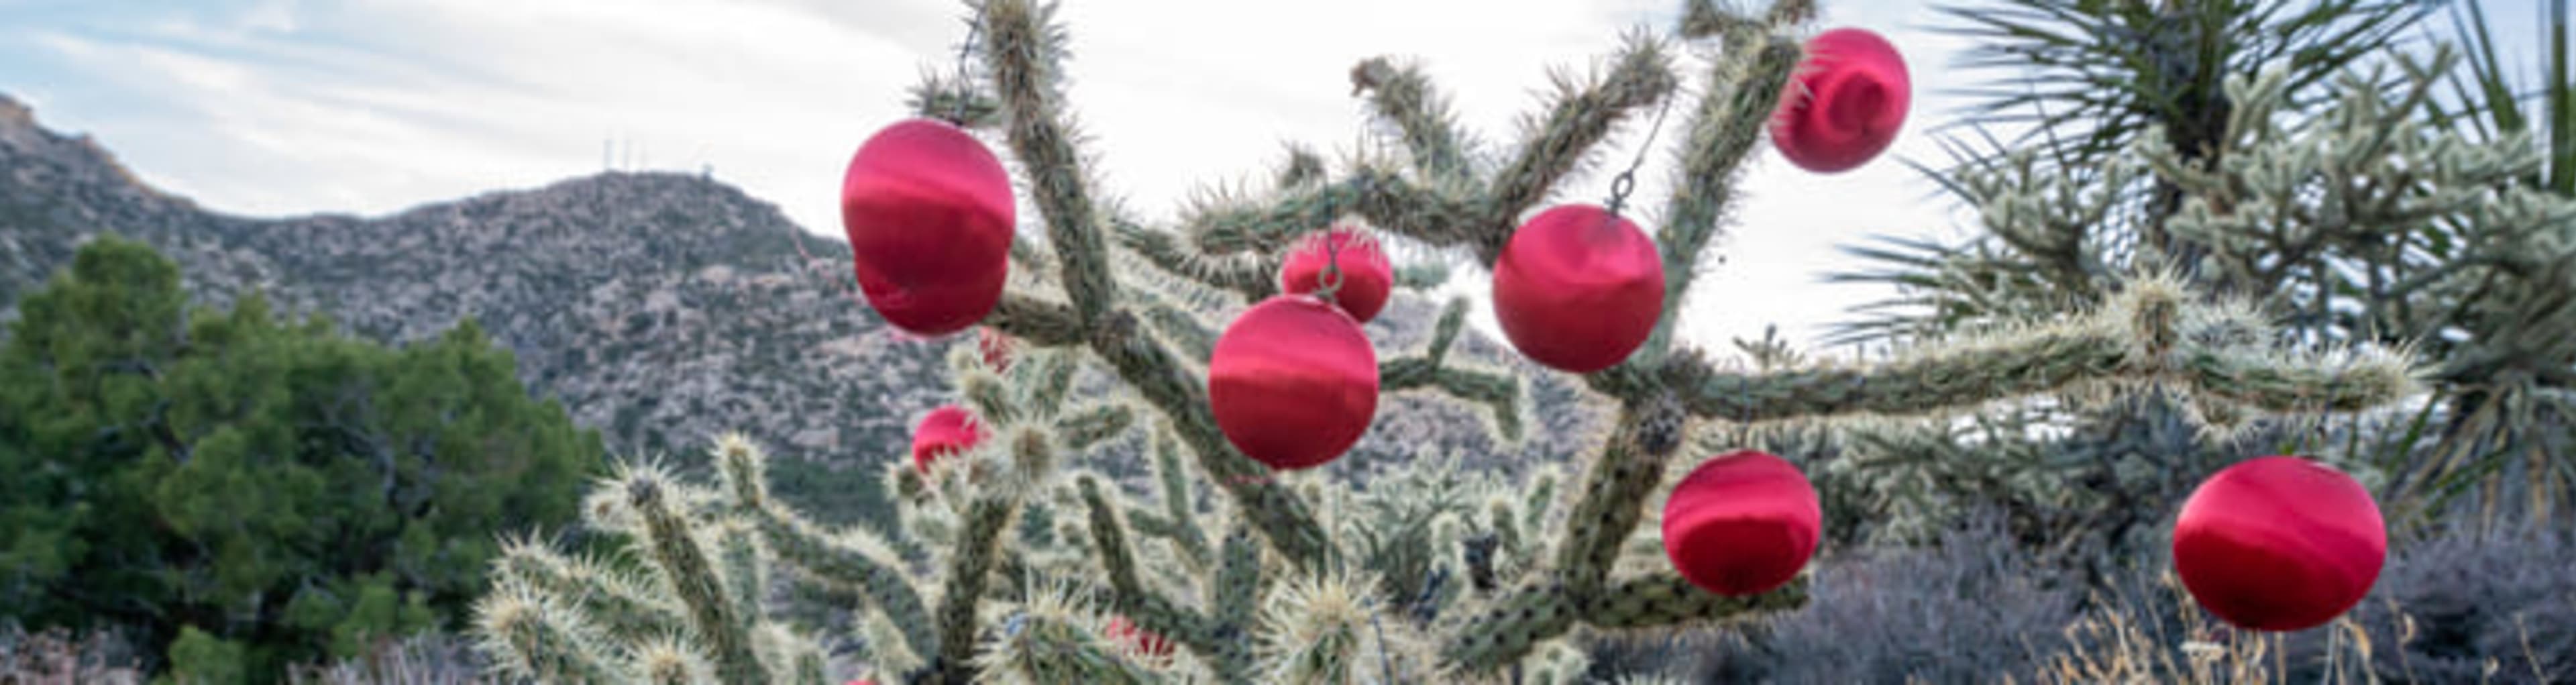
[2025,572,2557,685]
[1,626,499,685]
[0,625,143,685]
[285,634,498,685]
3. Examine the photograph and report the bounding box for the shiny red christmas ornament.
[2174,456,2387,632]
[1106,615,1175,658]
[1770,28,1911,173]
[977,327,1014,372]
[910,405,983,473]
[1206,295,1379,470]
[1278,227,1394,324]
[1662,450,1820,596]
[1491,204,1666,373]
[841,118,1016,335]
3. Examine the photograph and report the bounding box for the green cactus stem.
[629,474,767,685]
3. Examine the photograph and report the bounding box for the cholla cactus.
[475,0,2422,682]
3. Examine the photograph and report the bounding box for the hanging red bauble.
[1770,28,1911,173]
[1106,615,1175,658]
[977,326,1014,372]
[1491,204,1665,373]
[2173,456,2386,632]
[841,118,1016,335]
[1662,450,1821,596]
[1278,227,1394,324]
[1206,295,1379,470]
[910,405,983,473]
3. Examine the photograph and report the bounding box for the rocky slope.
[0,93,1598,520]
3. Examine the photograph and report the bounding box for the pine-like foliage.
[474,1,2422,682]
[0,236,604,680]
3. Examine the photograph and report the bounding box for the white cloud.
[2,0,1984,353]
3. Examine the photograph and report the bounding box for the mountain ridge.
[0,93,1596,519]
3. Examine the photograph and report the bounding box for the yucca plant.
[2432,0,2575,193]
[1828,0,2576,543]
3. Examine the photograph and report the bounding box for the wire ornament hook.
[1605,81,1678,218]
[1311,181,1348,306]
[1316,229,1348,305]
[946,17,984,125]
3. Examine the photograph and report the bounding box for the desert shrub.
[0,236,604,678]
[1592,515,2078,684]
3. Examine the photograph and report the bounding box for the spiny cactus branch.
[1685,325,2131,421]
[1436,580,1578,672]
[2180,346,2420,413]
[1076,477,1246,680]
[1083,311,1332,571]
[1550,396,1685,592]
[1350,56,1481,185]
[1581,574,1807,629]
[494,541,684,645]
[1147,430,1214,562]
[927,493,1020,684]
[1678,0,1751,40]
[1483,32,1681,256]
[1679,285,2419,422]
[1191,164,1484,258]
[1208,525,1265,632]
[977,611,1162,684]
[1380,297,1526,439]
[1113,219,1281,303]
[630,476,768,685]
[1138,299,1218,362]
[981,0,1118,323]
[1382,358,1525,441]
[743,503,935,659]
[1054,403,1137,452]
[476,582,633,682]
[971,0,1333,576]
[987,294,1085,346]
[1635,35,1804,366]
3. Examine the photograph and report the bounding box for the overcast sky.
[0,0,2530,354]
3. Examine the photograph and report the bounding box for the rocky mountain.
[0,93,1599,522]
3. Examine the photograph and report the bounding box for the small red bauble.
[1206,295,1379,470]
[1492,204,1666,373]
[1662,450,1820,596]
[1770,28,1911,173]
[2174,456,2386,632]
[977,327,1014,372]
[841,118,1016,335]
[1106,615,1175,658]
[1278,227,1394,324]
[910,405,983,473]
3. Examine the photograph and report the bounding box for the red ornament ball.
[1770,28,1911,173]
[1661,450,1821,596]
[841,118,1016,335]
[1106,615,1175,658]
[1206,295,1379,470]
[910,405,983,473]
[1278,227,1394,324]
[1492,204,1666,373]
[2173,456,2387,632]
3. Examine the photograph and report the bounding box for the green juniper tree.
[476,1,2422,682]
[0,236,605,680]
